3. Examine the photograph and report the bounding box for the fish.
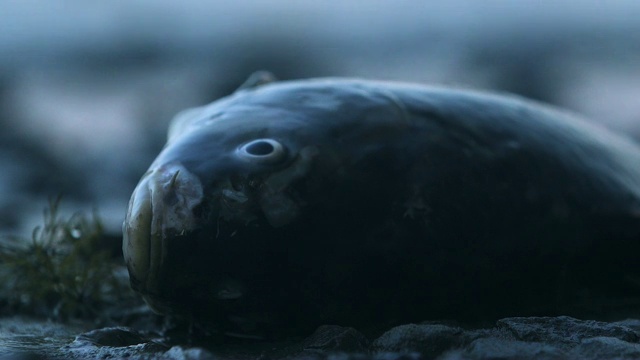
[123,73,640,335]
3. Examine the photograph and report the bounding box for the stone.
[164,346,217,360]
[442,337,566,360]
[302,325,370,353]
[497,316,639,346]
[65,326,167,359]
[569,337,640,359]
[372,323,467,358]
[74,326,151,347]
[613,319,640,335]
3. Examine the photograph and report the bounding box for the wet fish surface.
[123,74,640,336]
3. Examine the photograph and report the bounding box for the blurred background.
[1,0,640,237]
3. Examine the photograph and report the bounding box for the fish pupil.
[245,140,275,156]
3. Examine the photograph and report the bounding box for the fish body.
[123,76,640,334]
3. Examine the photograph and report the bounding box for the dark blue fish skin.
[123,77,640,336]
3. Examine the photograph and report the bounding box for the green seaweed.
[0,197,131,321]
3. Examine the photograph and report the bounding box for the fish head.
[122,77,408,320]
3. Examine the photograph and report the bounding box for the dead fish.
[123,73,640,335]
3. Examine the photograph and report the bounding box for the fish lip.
[123,171,153,292]
[123,163,204,311]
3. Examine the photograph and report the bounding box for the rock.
[441,316,640,360]
[164,346,217,360]
[64,326,167,359]
[613,319,640,335]
[372,323,467,358]
[74,326,152,347]
[302,325,370,353]
[5,316,640,359]
[64,329,215,360]
[569,337,640,359]
[442,337,566,360]
[497,316,639,345]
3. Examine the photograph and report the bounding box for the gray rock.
[372,324,467,358]
[163,346,217,360]
[303,325,370,353]
[74,326,152,347]
[613,319,640,336]
[65,326,167,359]
[441,317,640,360]
[569,337,640,359]
[442,337,566,360]
[6,316,640,359]
[497,316,639,345]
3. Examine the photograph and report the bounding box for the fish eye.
[236,138,286,164]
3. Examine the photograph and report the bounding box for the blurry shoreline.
[1,0,640,236]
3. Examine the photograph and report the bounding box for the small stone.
[164,346,217,360]
[497,316,639,345]
[613,319,640,336]
[65,326,167,359]
[372,323,466,358]
[302,325,370,353]
[570,337,640,359]
[441,338,566,360]
[74,326,149,347]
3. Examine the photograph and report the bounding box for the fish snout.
[122,163,203,311]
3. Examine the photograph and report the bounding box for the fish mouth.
[122,162,204,312]
[121,146,319,316]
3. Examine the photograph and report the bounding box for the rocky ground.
[2,315,640,359]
